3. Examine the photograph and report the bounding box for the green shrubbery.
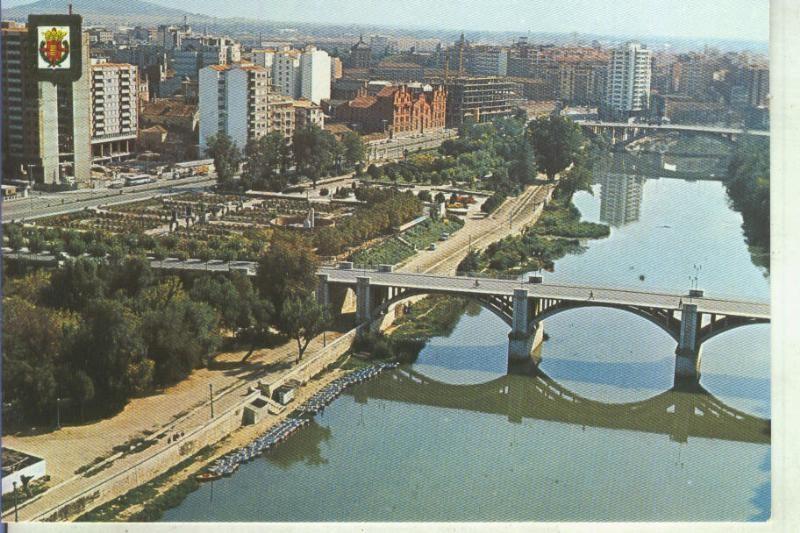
[531,199,610,239]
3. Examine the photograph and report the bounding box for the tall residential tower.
[603,42,652,120]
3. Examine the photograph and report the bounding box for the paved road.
[2,175,216,223]
[366,129,458,161]
[575,120,770,137]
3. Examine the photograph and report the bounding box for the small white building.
[2,448,46,495]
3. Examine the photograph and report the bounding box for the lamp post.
[56,397,61,429]
[209,383,214,419]
[13,481,19,521]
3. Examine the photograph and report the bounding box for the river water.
[163,151,770,522]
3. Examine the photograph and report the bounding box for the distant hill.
[1,0,209,25]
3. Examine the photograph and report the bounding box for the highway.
[1,175,217,223]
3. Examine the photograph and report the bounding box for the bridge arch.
[528,300,681,343]
[697,316,771,347]
[372,288,514,328]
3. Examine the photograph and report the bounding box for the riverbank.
[458,196,609,276]
[74,361,400,521]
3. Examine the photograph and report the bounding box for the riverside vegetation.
[724,137,770,270]
[2,231,327,428]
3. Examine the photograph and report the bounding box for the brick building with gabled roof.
[334,83,446,137]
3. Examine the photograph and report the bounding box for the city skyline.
[2,0,769,43]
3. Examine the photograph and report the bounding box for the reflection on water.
[595,157,646,227]
[163,152,770,522]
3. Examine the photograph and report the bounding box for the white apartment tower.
[604,42,652,119]
[300,46,331,104]
[199,63,270,152]
[266,46,331,104]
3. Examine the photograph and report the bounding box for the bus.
[124,174,155,187]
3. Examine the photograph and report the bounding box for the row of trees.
[725,137,770,267]
[206,126,366,192]
[314,188,423,256]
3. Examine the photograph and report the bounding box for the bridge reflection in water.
[347,367,770,445]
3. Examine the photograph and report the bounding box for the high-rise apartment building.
[90,62,139,162]
[272,49,301,100]
[604,42,652,120]
[1,22,92,185]
[299,46,331,104]
[265,46,330,104]
[466,45,509,77]
[199,63,270,152]
[173,36,242,80]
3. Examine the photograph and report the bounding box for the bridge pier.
[355,276,371,325]
[316,273,330,308]
[508,289,544,374]
[675,303,702,385]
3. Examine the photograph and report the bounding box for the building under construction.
[443,76,522,127]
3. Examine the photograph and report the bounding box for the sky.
[4,0,769,42]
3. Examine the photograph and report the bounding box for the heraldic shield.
[38,26,70,68]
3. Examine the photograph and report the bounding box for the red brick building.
[335,83,446,137]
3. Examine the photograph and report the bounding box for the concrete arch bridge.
[316,266,770,384]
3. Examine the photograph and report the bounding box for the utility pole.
[209,383,214,419]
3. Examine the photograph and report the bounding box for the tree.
[255,231,319,313]
[341,131,365,170]
[1,297,70,421]
[558,161,593,202]
[44,258,106,311]
[527,116,583,181]
[278,295,329,361]
[65,299,149,410]
[457,250,481,274]
[142,299,220,385]
[367,164,383,180]
[205,133,242,188]
[292,125,337,186]
[108,256,154,299]
[190,273,254,334]
[242,132,291,191]
[5,223,26,251]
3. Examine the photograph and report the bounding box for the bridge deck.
[321,267,770,319]
[575,120,770,137]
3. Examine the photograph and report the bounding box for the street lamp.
[209,383,214,419]
[13,481,18,521]
[56,397,61,429]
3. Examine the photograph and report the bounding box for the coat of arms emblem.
[38,26,70,68]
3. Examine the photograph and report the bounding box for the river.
[162,151,770,522]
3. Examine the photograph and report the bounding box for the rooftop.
[142,99,198,119]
